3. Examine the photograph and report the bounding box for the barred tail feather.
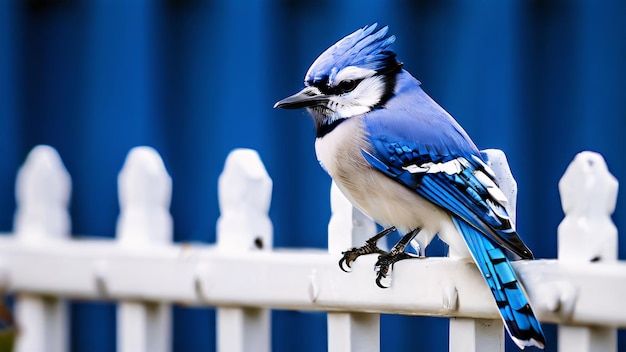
[452,217,546,349]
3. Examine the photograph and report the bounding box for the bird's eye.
[337,79,359,94]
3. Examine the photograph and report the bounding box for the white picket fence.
[0,145,624,352]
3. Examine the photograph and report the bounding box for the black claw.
[376,275,388,289]
[337,226,398,273]
[338,256,351,272]
[338,248,357,272]
[374,256,391,289]
[337,242,388,272]
[373,251,414,288]
[375,267,390,288]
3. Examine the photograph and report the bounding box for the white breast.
[314,119,358,177]
[313,117,468,256]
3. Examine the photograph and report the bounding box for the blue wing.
[361,101,533,259]
[361,87,545,348]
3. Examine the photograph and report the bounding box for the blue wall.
[1,0,625,351]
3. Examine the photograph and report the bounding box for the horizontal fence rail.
[0,145,622,352]
[0,239,624,325]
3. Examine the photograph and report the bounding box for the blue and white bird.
[275,24,545,349]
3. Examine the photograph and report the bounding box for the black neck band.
[316,118,347,138]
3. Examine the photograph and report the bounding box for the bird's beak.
[274,87,329,109]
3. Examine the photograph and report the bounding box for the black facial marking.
[313,78,364,96]
[374,61,403,108]
[316,118,347,138]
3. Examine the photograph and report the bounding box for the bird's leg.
[375,227,421,288]
[338,226,396,272]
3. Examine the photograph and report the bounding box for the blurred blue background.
[1,0,625,351]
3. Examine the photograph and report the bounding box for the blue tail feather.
[452,217,546,349]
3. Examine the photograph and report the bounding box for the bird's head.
[274,24,403,133]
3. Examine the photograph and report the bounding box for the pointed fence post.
[327,181,380,352]
[13,145,71,352]
[116,147,173,352]
[557,152,618,352]
[216,149,272,352]
[449,149,511,352]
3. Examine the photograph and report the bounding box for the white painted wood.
[481,149,518,223]
[2,146,625,352]
[14,293,68,352]
[13,145,70,352]
[116,147,172,352]
[216,148,273,253]
[556,152,618,352]
[13,145,71,242]
[118,301,171,352]
[217,308,270,352]
[449,150,513,352]
[117,146,173,246]
[558,325,616,352]
[558,152,618,263]
[328,312,379,352]
[449,318,504,352]
[216,149,272,352]
[327,181,380,352]
[0,240,624,326]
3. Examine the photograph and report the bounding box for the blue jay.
[275,24,545,349]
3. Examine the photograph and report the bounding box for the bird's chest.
[314,119,401,224]
[314,119,369,188]
[316,120,376,210]
[314,118,446,234]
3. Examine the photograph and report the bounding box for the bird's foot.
[374,250,417,288]
[338,242,387,272]
[373,227,422,288]
[338,226,396,272]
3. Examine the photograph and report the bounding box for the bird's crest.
[305,24,399,87]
